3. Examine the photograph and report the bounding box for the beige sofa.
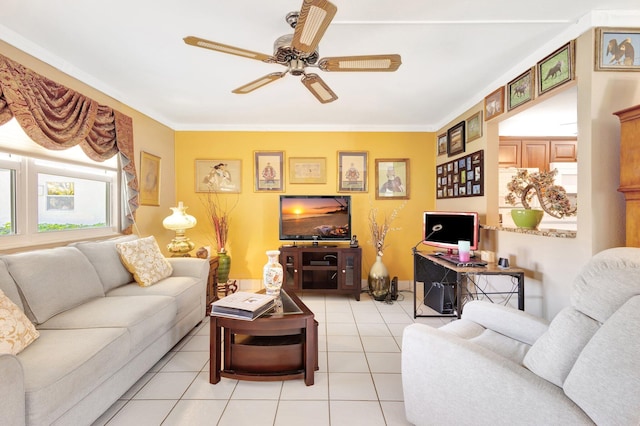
[0,235,208,426]
[402,247,640,425]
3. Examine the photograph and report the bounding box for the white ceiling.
[0,1,638,132]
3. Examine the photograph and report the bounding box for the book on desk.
[210,291,276,320]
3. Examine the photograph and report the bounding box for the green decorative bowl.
[511,209,544,229]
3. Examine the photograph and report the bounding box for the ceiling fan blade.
[232,72,286,94]
[291,0,337,55]
[301,73,338,103]
[319,54,402,72]
[184,36,274,63]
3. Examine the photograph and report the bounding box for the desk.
[413,251,525,318]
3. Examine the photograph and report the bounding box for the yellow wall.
[175,131,435,280]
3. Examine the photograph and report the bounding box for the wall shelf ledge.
[482,224,576,238]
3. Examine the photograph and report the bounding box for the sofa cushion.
[72,234,137,292]
[116,236,173,287]
[4,247,105,324]
[571,247,640,323]
[37,295,177,351]
[0,259,23,311]
[18,327,129,426]
[0,289,39,355]
[106,276,201,322]
[564,296,640,425]
[523,306,600,387]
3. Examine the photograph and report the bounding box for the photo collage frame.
[436,150,484,199]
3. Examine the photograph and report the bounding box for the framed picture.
[507,67,535,111]
[195,159,241,193]
[595,28,640,71]
[337,151,368,192]
[436,149,484,199]
[289,157,327,184]
[465,111,483,143]
[437,134,447,156]
[254,151,284,192]
[139,151,160,206]
[447,121,466,157]
[484,87,505,121]
[537,41,574,95]
[375,158,409,200]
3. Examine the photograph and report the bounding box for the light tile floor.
[93,290,447,426]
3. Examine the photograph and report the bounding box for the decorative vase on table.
[368,254,390,301]
[216,249,231,284]
[511,208,544,230]
[263,250,283,295]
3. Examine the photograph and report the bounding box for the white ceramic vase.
[263,250,283,295]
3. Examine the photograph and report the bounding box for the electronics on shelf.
[279,195,352,245]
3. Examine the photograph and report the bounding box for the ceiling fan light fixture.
[319,54,402,72]
[302,73,337,103]
[300,7,328,44]
[184,36,273,62]
[292,0,337,54]
[232,72,285,94]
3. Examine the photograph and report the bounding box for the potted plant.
[505,169,577,229]
[367,201,405,300]
[201,191,238,283]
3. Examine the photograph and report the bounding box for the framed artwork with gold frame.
[195,159,242,193]
[537,41,575,95]
[139,151,160,206]
[254,151,284,192]
[375,158,409,200]
[288,157,327,184]
[337,151,368,192]
[595,28,640,71]
[484,87,505,121]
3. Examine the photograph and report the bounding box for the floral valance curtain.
[0,54,138,232]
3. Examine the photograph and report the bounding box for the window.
[0,120,120,248]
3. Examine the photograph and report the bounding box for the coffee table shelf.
[209,290,318,386]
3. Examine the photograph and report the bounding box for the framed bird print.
[595,28,640,71]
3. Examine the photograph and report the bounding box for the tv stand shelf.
[279,246,362,301]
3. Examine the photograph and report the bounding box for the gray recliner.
[402,247,640,425]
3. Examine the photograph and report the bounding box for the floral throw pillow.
[0,289,40,355]
[116,235,173,287]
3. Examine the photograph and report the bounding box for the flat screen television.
[423,211,479,253]
[279,195,351,244]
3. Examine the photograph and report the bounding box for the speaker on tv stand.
[424,282,455,314]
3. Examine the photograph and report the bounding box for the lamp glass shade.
[162,202,197,232]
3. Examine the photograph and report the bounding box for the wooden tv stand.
[279,245,362,300]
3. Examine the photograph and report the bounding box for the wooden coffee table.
[209,289,318,386]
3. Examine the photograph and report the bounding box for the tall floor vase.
[368,255,390,301]
[217,250,231,284]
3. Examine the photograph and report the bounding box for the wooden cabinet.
[498,140,521,168]
[614,104,640,247]
[279,246,362,300]
[522,140,550,171]
[499,137,577,171]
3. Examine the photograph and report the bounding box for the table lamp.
[162,201,197,256]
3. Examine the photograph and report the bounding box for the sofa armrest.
[461,300,549,345]
[401,323,592,425]
[0,353,26,426]
[167,257,209,281]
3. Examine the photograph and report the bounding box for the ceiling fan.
[184,0,401,104]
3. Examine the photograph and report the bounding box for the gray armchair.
[402,247,640,425]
